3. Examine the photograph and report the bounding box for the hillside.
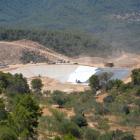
[0,40,74,64]
[1,0,140,30]
[0,28,116,58]
[1,1,140,54]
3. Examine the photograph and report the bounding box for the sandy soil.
[41,93,140,139]
[0,40,75,64]
[94,93,108,102]
[42,82,90,93]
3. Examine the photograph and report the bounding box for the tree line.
[0,72,42,139]
[0,27,115,58]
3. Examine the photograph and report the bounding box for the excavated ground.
[1,39,140,92]
[4,64,132,93]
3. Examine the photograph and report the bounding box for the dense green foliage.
[0,0,140,30]
[64,132,76,140]
[131,68,140,85]
[89,75,100,90]
[1,1,140,54]
[121,135,136,140]
[97,132,112,140]
[54,135,62,140]
[31,78,44,91]
[52,91,70,108]
[83,128,100,140]
[0,99,7,121]
[0,72,42,139]
[8,73,31,94]
[0,27,115,57]
[0,127,18,140]
[103,95,115,103]
[70,115,87,127]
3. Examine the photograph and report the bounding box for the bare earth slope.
[0,39,139,68]
[0,40,74,63]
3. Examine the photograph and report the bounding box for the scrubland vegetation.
[21,50,47,63]
[0,69,140,139]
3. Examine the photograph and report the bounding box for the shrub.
[121,135,136,140]
[119,82,133,92]
[68,123,81,138]
[57,122,81,138]
[103,95,115,103]
[49,108,67,123]
[0,126,18,140]
[31,78,43,91]
[8,73,31,94]
[64,132,76,140]
[131,68,140,85]
[83,128,100,140]
[70,115,87,127]
[94,102,110,116]
[21,50,46,63]
[122,106,130,115]
[0,99,7,120]
[52,90,63,96]
[97,132,113,140]
[57,122,72,135]
[134,99,140,106]
[43,90,51,96]
[99,72,114,83]
[89,75,100,90]
[111,129,124,139]
[64,101,73,110]
[32,92,42,102]
[97,121,110,132]
[102,80,116,92]
[136,87,140,96]
[53,95,67,108]
[114,79,123,89]
[73,101,92,117]
[54,135,61,140]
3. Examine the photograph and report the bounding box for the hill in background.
[1,0,140,54]
[0,27,117,58]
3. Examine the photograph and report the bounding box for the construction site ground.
[1,39,140,92]
[1,39,140,93]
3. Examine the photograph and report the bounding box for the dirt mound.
[13,39,56,54]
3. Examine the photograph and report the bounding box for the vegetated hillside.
[1,0,140,54]
[0,0,140,30]
[0,27,116,58]
[1,66,140,139]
